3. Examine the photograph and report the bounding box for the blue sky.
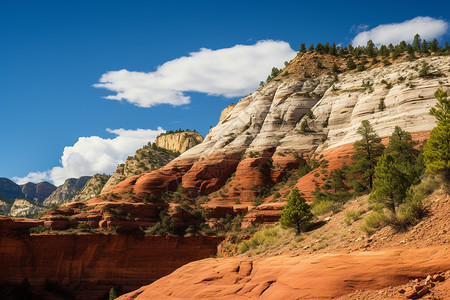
[1,0,449,185]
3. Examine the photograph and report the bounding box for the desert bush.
[311,200,342,215]
[29,225,48,234]
[343,209,365,226]
[360,212,387,235]
[237,226,293,254]
[77,223,92,232]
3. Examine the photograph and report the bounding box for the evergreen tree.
[331,62,339,73]
[421,40,429,54]
[423,89,450,180]
[379,45,390,57]
[413,34,421,52]
[299,43,306,53]
[308,44,314,52]
[370,124,423,214]
[280,187,312,234]
[348,44,354,53]
[366,40,377,57]
[370,153,411,213]
[351,120,385,190]
[329,43,337,55]
[346,57,356,70]
[430,39,439,52]
[316,43,324,53]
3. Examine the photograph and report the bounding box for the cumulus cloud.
[94,40,296,107]
[352,17,448,46]
[13,127,165,186]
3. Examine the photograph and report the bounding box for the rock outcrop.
[219,103,236,123]
[155,131,204,154]
[43,176,91,206]
[70,174,110,202]
[21,181,56,203]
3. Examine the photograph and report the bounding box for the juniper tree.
[280,187,312,234]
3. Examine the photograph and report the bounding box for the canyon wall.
[0,219,222,299]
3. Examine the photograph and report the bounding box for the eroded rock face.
[155,131,204,154]
[0,222,223,299]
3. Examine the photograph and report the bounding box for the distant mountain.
[43,176,91,206]
[0,178,24,199]
[21,182,56,203]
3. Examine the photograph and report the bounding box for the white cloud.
[94,40,296,107]
[13,127,165,186]
[352,17,448,46]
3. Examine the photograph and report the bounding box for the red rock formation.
[118,246,450,300]
[0,217,223,299]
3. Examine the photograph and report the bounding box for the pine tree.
[423,89,450,180]
[308,44,314,52]
[370,126,424,212]
[351,120,385,190]
[299,43,306,53]
[370,153,410,213]
[280,187,312,234]
[346,57,356,70]
[430,39,439,52]
[413,34,421,52]
[366,40,377,57]
[329,43,337,55]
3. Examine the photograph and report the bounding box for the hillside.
[21,181,56,203]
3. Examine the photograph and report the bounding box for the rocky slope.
[21,181,56,203]
[155,131,204,154]
[43,176,91,206]
[70,174,110,202]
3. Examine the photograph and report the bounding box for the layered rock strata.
[0,216,223,299]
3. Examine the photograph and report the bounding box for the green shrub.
[77,223,92,232]
[237,226,286,254]
[360,212,387,235]
[30,225,48,234]
[311,200,341,215]
[344,209,365,226]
